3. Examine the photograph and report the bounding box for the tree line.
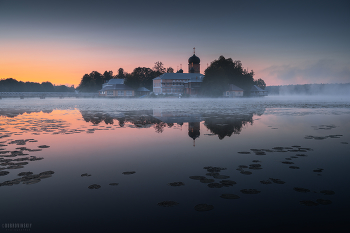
[76,62,173,92]
[0,78,75,92]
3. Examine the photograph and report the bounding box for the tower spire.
[193,47,195,54]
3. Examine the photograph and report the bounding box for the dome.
[188,54,200,64]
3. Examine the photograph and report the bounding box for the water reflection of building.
[79,107,265,141]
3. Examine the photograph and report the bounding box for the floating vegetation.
[81,173,91,177]
[340,142,348,144]
[282,161,294,164]
[285,158,292,160]
[88,184,101,189]
[38,145,50,148]
[320,190,335,195]
[289,166,300,169]
[240,171,252,175]
[270,178,285,184]
[40,171,54,175]
[109,183,119,186]
[260,180,272,185]
[240,189,261,194]
[158,201,179,207]
[304,135,343,140]
[213,174,230,179]
[316,199,332,205]
[220,194,240,199]
[313,168,324,172]
[237,151,251,154]
[169,182,185,186]
[238,165,248,168]
[293,187,310,193]
[189,176,206,180]
[220,180,236,186]
[296,154,307,157]
[18,172,33,176]
[194,204,214,211]
[24,179,41,185]
[206,172,219,177]
[122,171,136,175]
[207,183,224,188]
[300,200,319,206]
[0,171,9,176]
[204,166,227,172]
[252,160,261,163]
[254,152,266,155]
[199,178,214,183]
[250,149,261,152]
[249,164,262,170]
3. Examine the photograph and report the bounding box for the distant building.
[153,49,204,96]
[99,79,134,97]
[250,85,268,97]
[223,84,244,97]
[136,87,151,96]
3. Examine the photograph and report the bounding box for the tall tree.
[125,67,156,90]
[103,71,114,81]
[116,68,126,79]
[254,78,266,90]
[201,56,255,97]
[153,61,166,75]
[166,67,174,73]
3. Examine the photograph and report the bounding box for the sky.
[1,0,349,87]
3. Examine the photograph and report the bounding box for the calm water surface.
[0,97,349,233]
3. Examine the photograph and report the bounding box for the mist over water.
[0,97,349,233]
[266,83,350,96]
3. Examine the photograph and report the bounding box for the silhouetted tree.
[153,61,166,75]
[116,68,126,79]
[167,67,174,73]
[103,71,114,81]
[254,78,266,90]
[125,67,156,90]
[201,56,255,97]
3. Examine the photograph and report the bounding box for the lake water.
[0,97,349,233]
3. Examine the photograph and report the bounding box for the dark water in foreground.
[0,97,349,233]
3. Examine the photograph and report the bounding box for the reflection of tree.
[204,115,253,140]
[167,123,174,128]
[0,109,53,118]
[154,122,167,133]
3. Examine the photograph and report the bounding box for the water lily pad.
[316,199,332,205]
[109,183,119,186]
[169,182,185,186]
[199,178,214,183]
[213,174,230,179]
[270,178,285,184]
[122,171,136,175]
[40,171,54,175]
[0,171,9,176]
[289,166,300,169]
[81,173,91,177]
[237,151,251,154]
[260,180,272,184]
[88,184,101,189]
[18,172,33,176]
[24,179,41,185]
[320,190,335,195]
[313,168,324,172]
[38,145,50,148]
[282,161,294,164]
[240,171,252,175]
[300,200,319,206]
[189,176,206,180]
[194,204,214,211]
[220,180,236,186]
[240,189,261,194]
[293,187,310,193]
[207,183,223,188]
[157,201,178,207]
[220,194,240,199]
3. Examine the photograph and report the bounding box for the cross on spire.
[193,47,195,54]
